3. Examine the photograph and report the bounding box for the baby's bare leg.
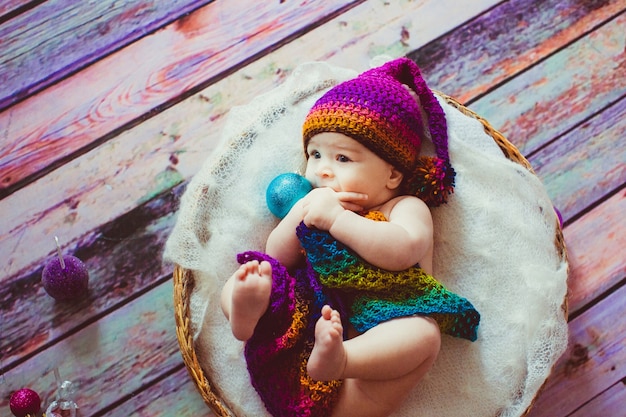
[309,308,441,417]
[220,260,272,341]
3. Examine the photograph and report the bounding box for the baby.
[221,58,479,417]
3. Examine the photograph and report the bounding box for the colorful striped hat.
[302,57,454,206]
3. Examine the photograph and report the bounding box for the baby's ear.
[387,167,404,190]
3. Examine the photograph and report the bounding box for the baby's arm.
[321,195,433,272]
[265,199,306,269]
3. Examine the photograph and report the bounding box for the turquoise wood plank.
[110,366,214,417]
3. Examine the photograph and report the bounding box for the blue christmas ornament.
[266,173,312,219]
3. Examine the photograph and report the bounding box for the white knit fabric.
[164,59,568,417]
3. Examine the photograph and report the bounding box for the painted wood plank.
[0,0,503,280]
[569,382,626,417]
[409,0,626,104]
[563,190,626,314]
[0,0,33,20]
[112,366,214,417]
[0,0,212,111]
[0,0,358,195]
[529,96,626,222]
[0,183,181,369]
[524,283,626,417]
[0,280,184,415]
[469,12,626,155]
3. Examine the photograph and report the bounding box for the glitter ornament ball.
[266,173,312,219]
[42,255,89,301]
[9,388,41,417]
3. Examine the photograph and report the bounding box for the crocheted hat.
[302,57,454,206]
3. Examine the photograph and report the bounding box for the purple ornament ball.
[42,255,89,301]
[9,388,41,417]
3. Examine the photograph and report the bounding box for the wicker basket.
[173,93,568,417]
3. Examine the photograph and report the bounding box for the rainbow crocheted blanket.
[297,221,481,340]
[242,221,480,417]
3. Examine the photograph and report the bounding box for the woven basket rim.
[172,93,569,417]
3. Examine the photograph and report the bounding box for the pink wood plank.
[525,283,626,417]
[0,281,184,415]
[410,0,626,105]
[0,0,33,19]
[563,190,626,314]
[469,12,626,155]
[529,97,626,222]
[0,0,357,195]
[0,0,502,280]
[0,0,212,110]
[569,382,626,417]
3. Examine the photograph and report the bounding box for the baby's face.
[304,132,402,207]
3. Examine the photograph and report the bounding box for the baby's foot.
[307,305,346,381]
[229,260,272,341]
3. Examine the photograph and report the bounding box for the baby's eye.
[308,150,321,159]
[337,154,351,163]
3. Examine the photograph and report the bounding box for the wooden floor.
[1,0,624,416]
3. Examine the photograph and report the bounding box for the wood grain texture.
[569,382,626,417]
[0,0,501,281]
[530,96,626,222]
[563,190,626,314]
[118,366,213,417]
[0,0,357,196]
[409,0,626,104]
[0,281,183,415]
[0,184,182,369]
[469,12,626,155]
[525,284,626,417]
[0,0,211,111]
[0,0,34,20]
[1,0,623,415]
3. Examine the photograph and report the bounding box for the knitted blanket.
[242,217,480,417]
[240,251,342,417]
[297,218,480,341]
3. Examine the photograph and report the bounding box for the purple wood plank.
[0,0,359,197]
[0,0,38,22]
[563,190,626,314]
[0,0,211,111]
[409,0,626,104]
[529,96,626,222]
[0,183,182,371]
[525,283,626,417]
[468,12,626,155]
[569,382,626,417]
[0,280,184,415]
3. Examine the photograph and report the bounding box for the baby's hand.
[301,188,367,230]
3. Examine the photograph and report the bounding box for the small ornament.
[41,237,89,301]
[45,380,78,417]
[266,173,312,219]
[9,388,41,417]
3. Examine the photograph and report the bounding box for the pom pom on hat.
[302,57,455,206]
